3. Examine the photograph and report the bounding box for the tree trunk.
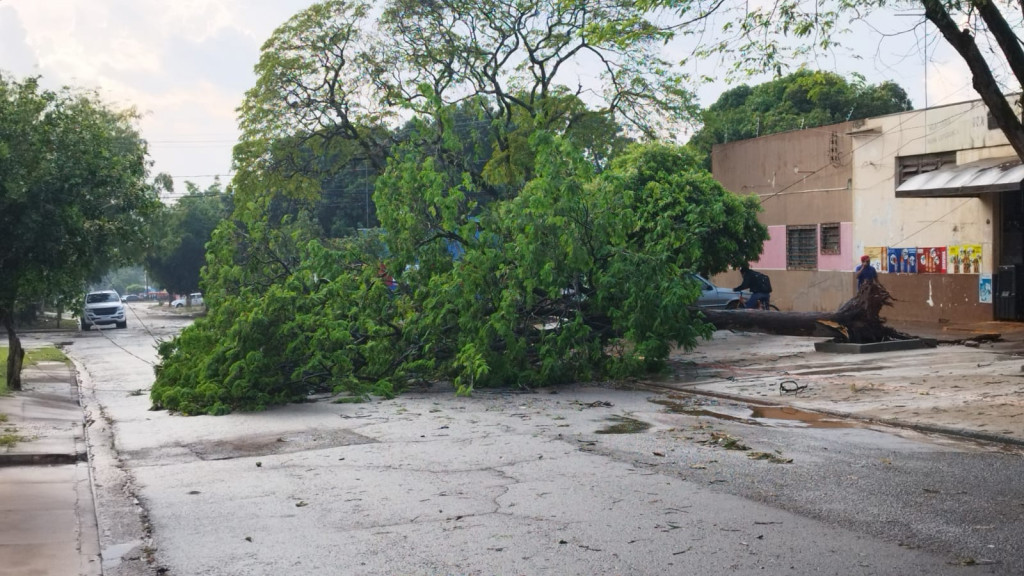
[700,280,910,343]
[2,311,25,391]
[922,0,1024,160]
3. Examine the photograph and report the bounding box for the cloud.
[0,5,39,76]
[0,0,318,190]
[925,59,975,108]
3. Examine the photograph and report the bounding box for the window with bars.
[896,152,956,186]
[820,222,840,255]
[787,225,818,270]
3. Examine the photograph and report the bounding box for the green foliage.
[152,128,763,414]
[0,75,159,311]
[150,1,765,415]
[688,70,913,168]
[151,225,405,414]
[146,181,232,298]
[0,73,159,387]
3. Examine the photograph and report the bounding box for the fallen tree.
[700,280,913,343]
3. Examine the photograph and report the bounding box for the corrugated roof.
[895,156,1024,197]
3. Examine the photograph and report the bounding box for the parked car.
[171,293,203,308]
[121,294,141,302]
[82,290,127,330]
[690,273,745,309]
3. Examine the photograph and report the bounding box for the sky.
[0,1,981,198]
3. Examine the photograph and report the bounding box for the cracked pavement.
[48,304,1023,575]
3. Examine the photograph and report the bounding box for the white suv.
[82,290,127,330]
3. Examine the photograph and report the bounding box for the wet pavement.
[3,310,1024,574]
[661,321,1024,446]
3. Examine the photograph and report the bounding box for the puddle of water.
[749,405,857,429]
[651,398,857,429]
[595,415,652,434]
[102,539,143,570]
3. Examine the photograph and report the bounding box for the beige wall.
[710,98,1014,323]
[712,123,854,226]
[848,102,1004,273]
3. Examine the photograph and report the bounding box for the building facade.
[711,98,1022,323]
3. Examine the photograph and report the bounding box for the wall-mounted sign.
[917,247,947,274]
[886,248,900,273]
[980,274,993,303]
[949,244,982,274]
[864,247,885,272]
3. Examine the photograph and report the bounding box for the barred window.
[787,225,817,270]
[896,152,956,186]
[820,222,840,255]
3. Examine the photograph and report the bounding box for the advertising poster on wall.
[980,274,993,303]
[864,247,885,272]
[949,244,983,274]
[887,247,901,273]
[899,247,918,273]
[917,247,947,274]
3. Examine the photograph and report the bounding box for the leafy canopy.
[687,70,913,168]
[625,0,1024,160]
[0,73,160,388]
[145,180,233,299]
[149,0,764,415]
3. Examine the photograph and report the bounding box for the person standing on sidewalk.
[734,264,772,309]
[856,255,878,289]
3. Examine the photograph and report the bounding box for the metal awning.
[895,156,1024,197]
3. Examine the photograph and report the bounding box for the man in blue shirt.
[856,255,878,289]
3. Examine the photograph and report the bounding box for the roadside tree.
[167,0,931,413]
[0,74,159,390]
[632,0,1024,160]
[150,0,765,414]
[145,181,233,302]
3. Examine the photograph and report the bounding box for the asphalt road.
[56,303,1024,575]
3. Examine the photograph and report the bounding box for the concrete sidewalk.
[0,358,101,576]
[669,319,1024,447]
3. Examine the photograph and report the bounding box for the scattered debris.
[779,380,807,395]
[596,415,651,434]
[747,451,792,464]
[704,432,749,451]
[573,400,613,409]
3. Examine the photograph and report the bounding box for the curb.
[646,382,1024,449]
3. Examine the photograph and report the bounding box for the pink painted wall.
[754,223,854,271]
[817,221,854,271]
[755,225,787,270]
